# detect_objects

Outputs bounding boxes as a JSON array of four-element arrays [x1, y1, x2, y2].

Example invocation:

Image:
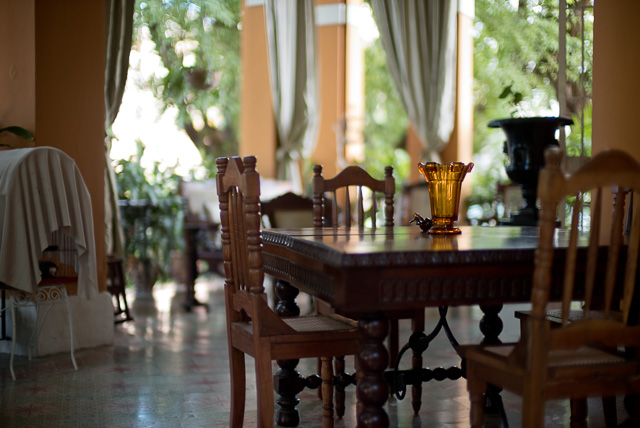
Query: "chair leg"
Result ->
[[468, 382, 485, 428], [602, 396, 617, 428], [229, 347, 246, 428], [321, 356, 334, 428], [254, 351, 275, 427], [631, 394, 640, 428], [569, 398, 588, 428], [62, 288, 78, 371], [334, 356, 346, 418], [522, 388, 545, 428], [411, 310, 425, 414], [317, 357, 323, 400], [9, 295, 17, 381]]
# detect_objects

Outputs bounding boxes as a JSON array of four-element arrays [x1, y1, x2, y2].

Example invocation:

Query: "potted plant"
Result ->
[[0, 126, 35, 149], [114, 141, 184, 297], [488, 84, 573, 226]]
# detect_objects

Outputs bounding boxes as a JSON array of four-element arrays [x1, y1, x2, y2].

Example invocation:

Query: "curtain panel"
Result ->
[[264, 0, 319, 192], [371, 0, 457, 163], [104, 0, 135, 257]]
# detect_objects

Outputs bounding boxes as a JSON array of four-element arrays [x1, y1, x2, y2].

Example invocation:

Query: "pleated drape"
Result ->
[[264, 0, 320, 192], [371, 0, 457, 162], [104, 0, 135, 257]]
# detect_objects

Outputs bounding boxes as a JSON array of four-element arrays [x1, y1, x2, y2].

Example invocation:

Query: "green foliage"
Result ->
[[134, 0, 241, 163], [114, 141, 184, 280], [0, 126, 34, 141], [363, 37, 410, 190], [471, 0, 593, 207]]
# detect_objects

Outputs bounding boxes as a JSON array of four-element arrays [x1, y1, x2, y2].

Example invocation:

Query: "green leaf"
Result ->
[[498, 84, 513, 99], [0, 126, 35, 141]]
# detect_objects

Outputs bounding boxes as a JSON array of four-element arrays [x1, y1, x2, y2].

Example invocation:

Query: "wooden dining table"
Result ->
[[261, 224, 597, 428]]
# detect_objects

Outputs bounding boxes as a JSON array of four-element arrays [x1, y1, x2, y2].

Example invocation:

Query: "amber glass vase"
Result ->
[[418, 161, 474, 235]]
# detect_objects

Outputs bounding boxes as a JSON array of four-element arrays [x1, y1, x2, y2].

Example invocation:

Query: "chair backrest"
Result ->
[[216, 156, 294, 333], [399, 181, 430, 226], [261, 192, 314, 229], [311, 165, 395, 228], [179, 179, 220, 224], [523, 147, 640, 363]]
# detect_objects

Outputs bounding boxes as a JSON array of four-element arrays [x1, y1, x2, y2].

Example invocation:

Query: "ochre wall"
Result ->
[[239, 1, 278, 179], [592, 1, 640, 158], [0, 1, 106, 292], [34, 0, 106, 292], [591, 1, 640, 239], [239, 0, 361, 186], [0, 0, 36, 134]]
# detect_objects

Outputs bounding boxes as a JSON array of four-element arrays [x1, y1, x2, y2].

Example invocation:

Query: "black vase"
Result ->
[[488, 116, 573, 226]]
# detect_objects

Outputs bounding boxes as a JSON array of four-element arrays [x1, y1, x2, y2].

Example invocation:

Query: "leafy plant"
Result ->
[[363, 36, 410, 192], [133, 0, 241, 165], [114, 140, 184, 280], [0, 126, 35, 141], [470, 0, 593, 208]]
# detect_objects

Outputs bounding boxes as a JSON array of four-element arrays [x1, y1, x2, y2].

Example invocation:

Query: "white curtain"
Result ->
[[104, 0, 135, 257], [371, 0, 457, 163], [264, 0, 319, 192]]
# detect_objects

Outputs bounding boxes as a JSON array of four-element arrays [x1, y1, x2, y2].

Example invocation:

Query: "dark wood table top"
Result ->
[[262, 225, 585, 312]]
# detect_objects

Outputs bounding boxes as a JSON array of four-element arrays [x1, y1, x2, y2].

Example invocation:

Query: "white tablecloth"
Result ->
[[0, 147, 98, 298]]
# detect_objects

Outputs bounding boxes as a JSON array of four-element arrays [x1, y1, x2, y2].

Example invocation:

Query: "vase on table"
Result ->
[[417, 161, 474, 235]]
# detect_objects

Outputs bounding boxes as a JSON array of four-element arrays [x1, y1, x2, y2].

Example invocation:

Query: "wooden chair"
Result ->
[[6, 231, 79, 381], [179, 179, 223, 312], [216, 156, 361, 428], [260, 192, 314, 309], [461, 147, 640, 428], [106, 256, 134, 324], [399, 180, 430, 226], [312, 164, 427, 414], [261, 191, 314, 229]]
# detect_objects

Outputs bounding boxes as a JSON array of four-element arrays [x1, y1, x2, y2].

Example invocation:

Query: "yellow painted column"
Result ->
[[239, 0, 364, 185], [239, 0, 277, 179], [592, 1, 640, 158], [34, 0, 107, 291], [313, 0, 345, 179], [441, 4, 474, 223], [592, 0, 640, 238]]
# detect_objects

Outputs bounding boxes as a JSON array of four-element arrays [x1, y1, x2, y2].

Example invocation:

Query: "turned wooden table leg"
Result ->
[[479, 304, 504, 414], [411, 313, 424, 415], [357, 311, 390, 428]]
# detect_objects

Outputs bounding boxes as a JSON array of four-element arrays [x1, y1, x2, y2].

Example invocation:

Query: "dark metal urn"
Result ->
[[488, 116, 573, 226]]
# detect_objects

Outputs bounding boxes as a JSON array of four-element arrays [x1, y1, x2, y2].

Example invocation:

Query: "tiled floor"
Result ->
[[0, 275, 628, 427]]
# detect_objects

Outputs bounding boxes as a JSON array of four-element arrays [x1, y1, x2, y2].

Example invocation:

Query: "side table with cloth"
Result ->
[[0, 147, 99, 379]]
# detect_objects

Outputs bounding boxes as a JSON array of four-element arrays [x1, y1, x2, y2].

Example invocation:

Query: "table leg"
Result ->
[[357, 311, 390, 428], [479, 304, 505, 415], [478, 304, 504, 345]]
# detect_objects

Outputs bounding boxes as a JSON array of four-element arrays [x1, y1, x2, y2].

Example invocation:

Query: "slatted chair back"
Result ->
[[512, 147, 640, 426], [312, 164, 395, 228], [261, 191, 314, 229], [530, 148, 640, 334], [464, 147, 640, 428], [216, 156, 286, 328]]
